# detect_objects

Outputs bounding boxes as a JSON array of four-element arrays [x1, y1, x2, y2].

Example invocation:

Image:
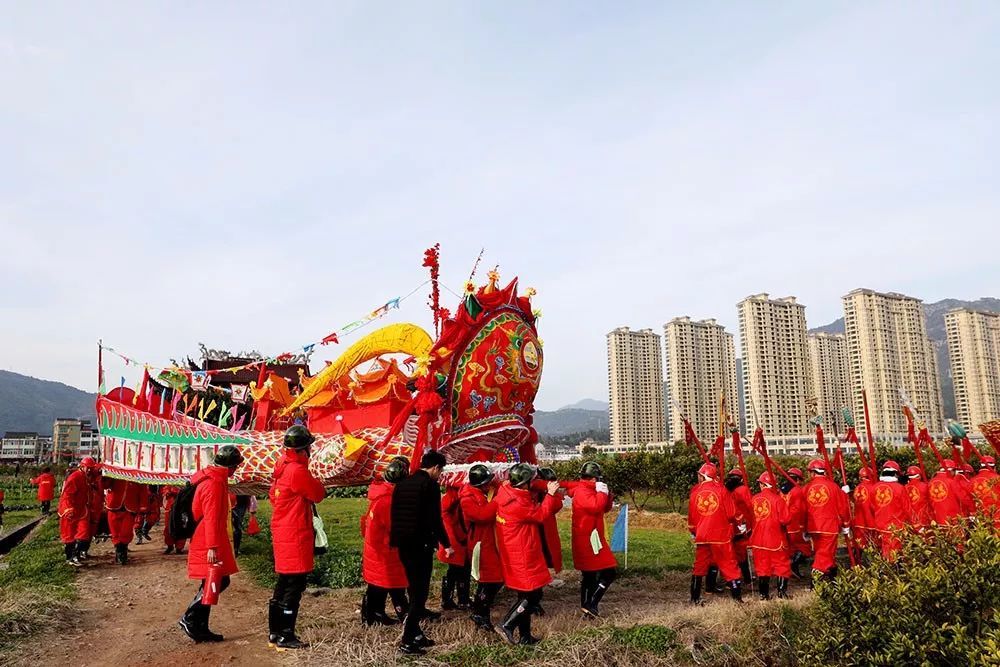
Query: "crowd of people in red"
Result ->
[[686, 455, 998, 604]]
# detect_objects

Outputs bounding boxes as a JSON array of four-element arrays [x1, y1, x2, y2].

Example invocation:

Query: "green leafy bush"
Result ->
[[798, 521, 1000, 666], [608, 624, 677, 654]]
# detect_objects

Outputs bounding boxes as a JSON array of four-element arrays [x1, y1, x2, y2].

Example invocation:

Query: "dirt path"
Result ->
[[23, 526, 283, 667]]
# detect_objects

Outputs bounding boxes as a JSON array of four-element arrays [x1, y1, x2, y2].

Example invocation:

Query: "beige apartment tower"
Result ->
[[946, 309, 1000, 434], [664, 317, 739, 442], [607, 327, 666, 448], [808, 333, 851, 426], [842, 289, 944, 437], [737, 294, 813, 437]]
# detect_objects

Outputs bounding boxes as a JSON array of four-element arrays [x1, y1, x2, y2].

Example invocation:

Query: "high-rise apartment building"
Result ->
[[737, 294, 812, 438], [807, 333, 851, 426], [842, 289, 944, 437], [946, 309, 1000, 433], [664, 317, 738, 443], [607, 327, 666, 448]]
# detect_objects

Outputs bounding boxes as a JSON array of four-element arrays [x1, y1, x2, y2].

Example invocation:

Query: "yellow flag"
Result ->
[[344, 434, 368, 460]]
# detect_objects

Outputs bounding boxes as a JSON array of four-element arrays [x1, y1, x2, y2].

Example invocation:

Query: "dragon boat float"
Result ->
[[96, 248, 544, 491]]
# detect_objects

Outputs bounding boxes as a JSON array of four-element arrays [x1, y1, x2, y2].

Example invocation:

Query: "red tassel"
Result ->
[[247, 514, 261, 536]]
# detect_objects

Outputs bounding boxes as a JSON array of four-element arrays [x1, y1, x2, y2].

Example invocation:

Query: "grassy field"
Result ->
[[1, 474, 48, 535]]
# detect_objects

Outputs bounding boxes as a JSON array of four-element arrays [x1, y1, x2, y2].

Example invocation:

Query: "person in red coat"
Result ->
[[928, 460, 968, 526], [361, 457, 410, 626], [779, 467, 811, 578], [688, 462, 742, 604], [905, 466, 931, 528], [529, 468, 565, 575], [724, 468, 754, 585], [749, 471, 791, 600], [851, 467, 876, 549], [79, 467, 105, 561], [58, 458, 97, 566], [438, 478, 470, 610], [178, 445, 244, 644], [955, 464, 977, 518], [460, 464, 503, 632], [971, 456, 998, 527], [267, 425, 327, 650], [105, 479, 144, 564], [870, 461, 912, 561], [494, 463, 562, 645], [30, 467, 57, 514], [162, 485, 187, 555], [803, 459, 850, 581], [569, 461, 617, 618]]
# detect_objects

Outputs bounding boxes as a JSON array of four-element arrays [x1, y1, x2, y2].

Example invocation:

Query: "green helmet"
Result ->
[[383, 456, 409, 484], [468, 464, 494, 487], [537, 467, 557, 481], [284, 424, 316, 450], [509, 463, 535, 488], [580, 461, 603, 480], [214, 445, 245, 468]]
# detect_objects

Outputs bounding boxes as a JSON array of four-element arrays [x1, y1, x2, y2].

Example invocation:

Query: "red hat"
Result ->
[[941, 459, 956, 471], [859, 467, 873, 480], [981, 456, 995, 466], [728, 468, 745, 479], [80, 456, 98, 469], [807, 459, 827, 474], [698, 463, 718, 479], [960, 463, 973, 475], [787, 467, 804, 480], [757, 471, 775, 486], [906, 465, 922, 477], [881, 460, 901, 473]]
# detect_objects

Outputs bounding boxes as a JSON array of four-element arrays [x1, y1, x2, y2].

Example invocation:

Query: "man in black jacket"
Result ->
[[390, 450, 452, 655]]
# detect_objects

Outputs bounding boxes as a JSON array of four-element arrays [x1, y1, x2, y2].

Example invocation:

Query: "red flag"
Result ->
[[321, 332, 340, 346]]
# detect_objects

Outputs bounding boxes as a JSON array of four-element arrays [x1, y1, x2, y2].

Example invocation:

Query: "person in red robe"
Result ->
[[749, 471, 791, 600], [58, 458, 97, 566], [267, 425, 327, 650], [955, 464, 977, 518], [851, 467, 876, 549], [724, 468, 754, 585], [870, 461, 912, 560], [780, 467, 812, 578], [30, 467, 57, 514], [79, 466, 105, 561], [438, 479, 470, 610], [162, 485, 187, 554], [928, 460, 968, 526], [460, 464, 503, 632], [803, 459, 850, 581], [971, 456, 998, 527], [569, 461, 617, 618], [688, 463, 742, 604], [494, 463, 562, 645], [905, 466, 931, 528], [178, 445, 244, 643], [105, 479, 144, 564], [361, 457, 410, 627]]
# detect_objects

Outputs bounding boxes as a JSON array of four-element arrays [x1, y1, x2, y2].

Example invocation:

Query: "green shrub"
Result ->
[[608, 624, 677, 654], [798, 521, 1000, 666]]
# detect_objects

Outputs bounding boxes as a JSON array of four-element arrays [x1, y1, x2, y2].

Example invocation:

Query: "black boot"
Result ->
[[77, 540, 91, 561], [268, 600, 282, 645], [456, 576, 471, 610], [777, 577, 791, 599], [496, 599, 528, 644], [827, 565, 839, 581], [705, 566, 719, 593], [518, 608, 539, 645], [199, 605, 224, 642], [441, 573, 457, 611], [179, 592, 207, 643], [390, 590, 409, 623], [580, 578, 593, 614], [114, 543, 128, 565], [585, 576, 612, 617], [690, 576, 704, 605], [758, 577, 771, 601], [729, 579, 744, 603], [740, 560, 752, 585], [273, 603, 308, 650], [790, 552, 804, 579]]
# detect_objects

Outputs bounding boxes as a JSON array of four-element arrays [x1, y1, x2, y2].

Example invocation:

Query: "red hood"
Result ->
[[274, 448, 310, 481], [368, 479, 393, 501], [191, 465, 230, 485]]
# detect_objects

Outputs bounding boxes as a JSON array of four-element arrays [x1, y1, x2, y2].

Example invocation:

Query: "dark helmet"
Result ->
[[284, 424, 316, 450], [383, 456, 409, 484], [508, 463, 535, 488], [214, 445, 245, 468], [468, 464, 494, 488], [537, 467, 558, 481], [580, 461, 603, 480]]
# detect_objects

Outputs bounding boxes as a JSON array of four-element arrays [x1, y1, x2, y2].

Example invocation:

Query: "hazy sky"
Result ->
[[2, 3, 999, 411]]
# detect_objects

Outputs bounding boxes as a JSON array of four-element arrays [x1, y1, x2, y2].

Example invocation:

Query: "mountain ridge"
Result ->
[[0, 369, 97, 435]]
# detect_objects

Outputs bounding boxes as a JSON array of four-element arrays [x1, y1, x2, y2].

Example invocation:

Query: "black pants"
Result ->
[[41, 500, 51, 514], [365, 585, 409, 617], [581, 567, 617, 606], [473, 582, 502, 618], [231, 504, 249, 555], [397, 543, 434, 643], [271, 573, 308, 610]]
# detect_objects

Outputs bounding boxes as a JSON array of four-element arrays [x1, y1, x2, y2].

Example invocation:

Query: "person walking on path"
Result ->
[[31, 467, 56, 515], [390, 450, 452, 655], [267, 425, 327, 650], [178, 445, 244, 643]]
